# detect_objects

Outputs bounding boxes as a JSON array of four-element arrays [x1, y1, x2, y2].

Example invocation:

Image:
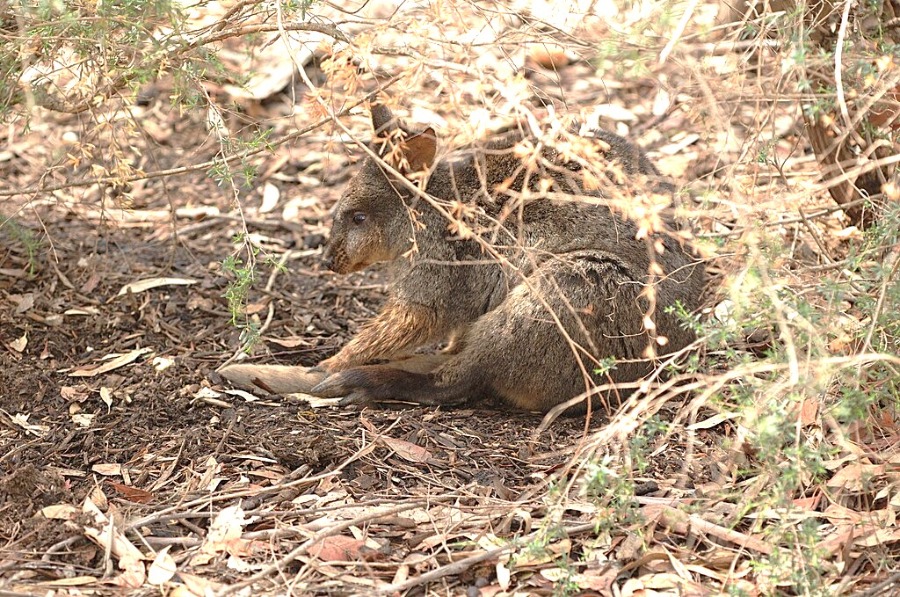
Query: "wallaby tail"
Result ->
[[218, 364, 327, 395]]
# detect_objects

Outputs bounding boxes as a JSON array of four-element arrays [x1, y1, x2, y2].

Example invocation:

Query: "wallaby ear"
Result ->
[[402, 127, 437, 173], [371, 103, 398, 137]]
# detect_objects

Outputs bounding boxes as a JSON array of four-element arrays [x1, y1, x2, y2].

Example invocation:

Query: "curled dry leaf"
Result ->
[[381, 436, 433, 463], [308, 535, 367, 562], [41, 503, 80, 520], [91, 463, 122, 476], [116, 277, 198, 297], [69, 347, 152, 377], [148, 546, 177, 585], [192, 505, 260, 566], [81, 497, 146, 587], [260, 182, 280, 213], [10, 333, 27, 352]]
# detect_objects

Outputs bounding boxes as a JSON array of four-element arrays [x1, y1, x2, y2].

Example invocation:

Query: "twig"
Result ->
[[376, 545, 516, 594], [214, 499, 456, 596], [186, 21, 350, 49], [1, 78, 403, 199], [217, 248, 293, 369], [850, 570, 900, 597], [659, 0, 699, 65], [860, 243, 900, 356], [374, 521, 598, 594], [834, 0, 854, 132], [125, 424, 387, 532]]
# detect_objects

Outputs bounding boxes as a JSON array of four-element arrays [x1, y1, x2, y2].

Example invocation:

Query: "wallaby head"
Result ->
[[323, 105, 437, 274]]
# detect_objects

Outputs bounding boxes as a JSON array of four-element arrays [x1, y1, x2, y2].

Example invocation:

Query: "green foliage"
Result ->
[[628, 415, 669, 474], [222, 235, 261, 348], [752, 520, 831, 595], [581, 456, 639, 532], [0, 215, 43, 275], [592, 356, 617, 378]]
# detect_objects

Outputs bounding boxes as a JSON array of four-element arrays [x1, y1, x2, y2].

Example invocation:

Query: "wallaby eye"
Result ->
[[352, 212, 367, 225]]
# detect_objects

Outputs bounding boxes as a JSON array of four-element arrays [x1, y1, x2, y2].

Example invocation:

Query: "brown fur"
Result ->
[[224, 103, 705, 414]]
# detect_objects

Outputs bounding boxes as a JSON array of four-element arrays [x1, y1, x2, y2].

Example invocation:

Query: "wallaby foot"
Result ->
[[310, 365, 474, 408]]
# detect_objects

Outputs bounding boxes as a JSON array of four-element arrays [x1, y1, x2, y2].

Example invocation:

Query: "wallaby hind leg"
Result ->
[[221, 353, 449, 396], [312, 251, 670, 413]]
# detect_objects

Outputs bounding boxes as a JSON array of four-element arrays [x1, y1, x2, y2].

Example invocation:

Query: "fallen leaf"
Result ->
[[687, 412, 739, 430], [44, 576, 100, 586], [100, 387, 113, 410], [153, 356, 174, 371], [80, 272, 101, 293], [82, 496, 146, 586], [71, 413, 95, 427], [179, 572, 224, 595], [308, 535, 366, 562], [148, 546, 177, 585], [69, 347, 152, 377], [107, 481, 154, 504], [572, 567, 618, 592], [226, 554, 255, 572], [827, 463, 887, 491], [266, 336, 311, 348], [192, 505, 257, 565], [798, 397, 819, 426], [260, 182, 280, 213], [222, 389, 260, 402], [64, 307, 101, 316], [61, 386, 89, 401], [10, 333, 27, 352], [14, 292, 34, 313], [116, 277, 197, 297], [112, 552, 146, 588], [9, 413, 48, 436], [41, 504, 80, 520], [381, 436, 432, 463], [496, 560, 511, 590], [92, 463, 122, 476]]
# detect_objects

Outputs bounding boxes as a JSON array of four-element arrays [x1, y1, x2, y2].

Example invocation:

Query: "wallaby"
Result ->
[[220, 103, 705, 413]]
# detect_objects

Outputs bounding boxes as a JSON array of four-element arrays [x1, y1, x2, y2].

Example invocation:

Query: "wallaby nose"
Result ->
[[322, 245, 335, 271]]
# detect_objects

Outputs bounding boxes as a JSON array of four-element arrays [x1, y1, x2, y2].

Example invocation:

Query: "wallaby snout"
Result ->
[[321, 241, 336, 272], [322, 253, 336, 272]]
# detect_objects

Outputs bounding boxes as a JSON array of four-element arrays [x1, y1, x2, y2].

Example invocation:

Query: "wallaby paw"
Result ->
[[309, 370, 364, 398], [310, 371, 381, 407]]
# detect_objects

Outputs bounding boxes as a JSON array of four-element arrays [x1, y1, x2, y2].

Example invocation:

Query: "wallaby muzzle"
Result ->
[[322, 242, 337, 272]]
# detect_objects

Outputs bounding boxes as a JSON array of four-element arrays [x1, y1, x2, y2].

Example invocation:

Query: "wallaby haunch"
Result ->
[[223, 103, 705, 414]]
